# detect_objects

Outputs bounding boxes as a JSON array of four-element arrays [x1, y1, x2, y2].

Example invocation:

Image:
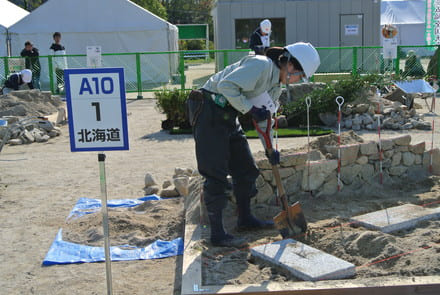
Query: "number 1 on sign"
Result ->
[[91, 102, 101, 121]]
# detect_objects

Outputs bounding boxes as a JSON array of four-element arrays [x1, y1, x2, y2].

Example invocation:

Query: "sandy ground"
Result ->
[[1, 95, 440, 294]]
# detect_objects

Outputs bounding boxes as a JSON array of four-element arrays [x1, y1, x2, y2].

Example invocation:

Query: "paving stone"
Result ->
[[350, 204, 440, 233], [251, 239, 356, 281]]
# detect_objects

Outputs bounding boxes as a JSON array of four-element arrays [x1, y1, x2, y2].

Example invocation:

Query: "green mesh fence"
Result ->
[[2, 46, 440, 96]]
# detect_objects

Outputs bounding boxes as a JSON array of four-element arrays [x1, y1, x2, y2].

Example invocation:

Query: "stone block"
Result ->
[[381, 139, 394, 151], [301, 160, 338, 191], [254, 182, 274, 204], [360, 164, 375, 180], [384, 150, 394, 158], [360, 141, 378, 155], [409, 142, 426, 154], [279, 167, 295, 179], [392, 152, 402, 166], [389, 166, 408, 176], [350, 204, 440, 233], [392, 135, 411, 146], [256, 158, 272, 169], [261, 170, 273, 182], [395, 146, 409, 152], [325, 144, 359, 166], [280, 152, 308, 168], [251, 239, 356, 281], [356, 156, 368, 165], [317, 177, 339, 197], [283, 172, 302, 195], [174, 177, 190, 196], [402, 152, 415, 166], [341, 164, 362, 185]]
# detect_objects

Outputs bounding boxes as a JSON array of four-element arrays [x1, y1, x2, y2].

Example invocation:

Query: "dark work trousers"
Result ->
[[193, 92, 260, 215]]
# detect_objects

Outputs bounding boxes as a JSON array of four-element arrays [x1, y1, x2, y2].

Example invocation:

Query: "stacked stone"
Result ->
[[0, 116, 61, 146], [143, 167, 200, 198], [341, 102, 431, 131], [254, 135, 437, 204]]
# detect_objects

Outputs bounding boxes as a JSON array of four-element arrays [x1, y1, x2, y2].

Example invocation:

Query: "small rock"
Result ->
[[402, 122, 413, 130], [354, 104, 369, 114], [36, 134, 50, 143], [365, 124, 374, 130], [384, 150, 394, 158], [162, 180, 172, 189], [174, 177, 189, 196], [174, 167, 187, 177], [160, 187, 180, 198], [317, 177, 339, 197], [344, 119, 353, 129], [23, 130, 35, 143], [360, 164, 375, 180], [144, 173, 157, 187], [261, 170, 273, 182], [415, 121, 431, 130], [254, 182, 274, 204], [381, 139, 394, 150], [144, 186, 159, 195], [342, 105, 353, 115], [352, 124, 361, 131], [362, 114, 374, 125], [402, 152, 415, 166], [352, 114, 362, 125], [415, 154, 422, 165]]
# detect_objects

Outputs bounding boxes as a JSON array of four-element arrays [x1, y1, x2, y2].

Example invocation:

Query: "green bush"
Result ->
[[282, 75, 371, 126], [155, 89, 192, 130]]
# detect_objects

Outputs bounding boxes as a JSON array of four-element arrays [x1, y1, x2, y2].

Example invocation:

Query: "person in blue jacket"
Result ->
[[187, 42, 320, 247]]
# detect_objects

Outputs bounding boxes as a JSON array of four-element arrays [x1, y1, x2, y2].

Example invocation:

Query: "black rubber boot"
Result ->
[[237, 196, 274, 231], [208, 209, 247, 248]]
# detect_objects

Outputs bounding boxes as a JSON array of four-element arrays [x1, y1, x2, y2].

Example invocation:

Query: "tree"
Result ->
[[161, 0, 213, 24], [132, 0, 168, 20]]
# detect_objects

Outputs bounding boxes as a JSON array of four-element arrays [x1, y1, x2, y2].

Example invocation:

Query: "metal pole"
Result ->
[[98, 153, 113, 295], [306, 96, 312, 194], [352, 47, 358, 76], [136, 53, 143, 99], [336, 96, 344, 192]]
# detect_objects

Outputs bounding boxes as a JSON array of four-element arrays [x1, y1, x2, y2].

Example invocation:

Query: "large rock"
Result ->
[[344, 119, 353, 129], [325, 144, 359, 166], [144, 173, 157, 188], [392, 135, 411, 146], [279, 167, 295, 179], [261, 170, 273, 182], [301, 160, 337, 191], [409, 142, 425, 154], [354, 104, 369, 114], [389, 166, 408, 176], [23, 129, 35, 143], [415, 154, 422, 165], [319, 112, 338, 127], [256, 158, 272, 169], [356, 156, 368, 165], [362, 114, 374, 125], [360, 164, 375, 180], [160, 187, 180, 198], [391, 152, 402, 166], [174, 177, 189, 196], [317, 176, 339, 197], [381, 139, 394, 151], [359, 141, 378, 155], [280, 152, 308, 168], [283, 172, 302, 195], [352, 114, 362, 126], [402, 152, 415, 166], [341, 164, 362, 185]]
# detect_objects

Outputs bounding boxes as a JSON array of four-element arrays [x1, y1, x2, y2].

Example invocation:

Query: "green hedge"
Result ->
[[155, 89, 191, 130]]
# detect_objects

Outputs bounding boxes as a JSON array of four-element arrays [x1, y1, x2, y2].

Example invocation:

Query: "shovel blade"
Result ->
[[273, 202, 307, 238]]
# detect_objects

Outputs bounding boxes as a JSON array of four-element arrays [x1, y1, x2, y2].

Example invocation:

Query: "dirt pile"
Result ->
[[63, 197, 184, 247], [309, 130, 364, 153], [0, 90, 62, 117]]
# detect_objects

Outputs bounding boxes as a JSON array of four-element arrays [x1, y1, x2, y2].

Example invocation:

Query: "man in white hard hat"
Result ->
[[249, 19, 272, 55], [1, 69, 34, 95], [186, 42, 320, 247]]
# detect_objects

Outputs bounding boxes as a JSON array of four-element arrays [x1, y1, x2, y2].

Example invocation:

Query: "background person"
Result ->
[[187, 42, 320, 247], [249, 19, 272, 55], [1, 69, 33, 95], [50, 32, 67, 94], [20, 41, 41, 89]]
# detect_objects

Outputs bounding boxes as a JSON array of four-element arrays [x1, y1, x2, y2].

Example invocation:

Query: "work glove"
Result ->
[[250, 106, 270, 123], [266, 149, 280, 166]]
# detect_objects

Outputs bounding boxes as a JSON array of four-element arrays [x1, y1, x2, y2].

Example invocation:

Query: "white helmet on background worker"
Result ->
[[20, 69, 32, 83], [260, 19, 271, 34], [284, 42, 320, 78]]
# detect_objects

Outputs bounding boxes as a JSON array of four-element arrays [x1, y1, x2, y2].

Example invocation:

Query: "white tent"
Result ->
[[0, 0, 29, 57], [381, 0, 426, 46], [8, 0, 179, 85]]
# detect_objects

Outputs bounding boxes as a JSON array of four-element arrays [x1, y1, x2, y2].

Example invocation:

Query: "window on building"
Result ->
[[235, 18, 286, 49]]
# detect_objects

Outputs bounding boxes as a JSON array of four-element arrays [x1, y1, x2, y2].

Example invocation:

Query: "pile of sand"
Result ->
[[63, 198, 184, 247], [0, 90, 62, 118], [309, 130, 364, 152]]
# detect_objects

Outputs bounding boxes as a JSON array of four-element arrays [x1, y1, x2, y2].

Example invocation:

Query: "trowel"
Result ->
[[253, 117, 308, 239]]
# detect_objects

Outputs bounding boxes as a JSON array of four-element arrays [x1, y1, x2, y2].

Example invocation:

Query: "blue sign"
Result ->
[[64, 68, 129, 152]]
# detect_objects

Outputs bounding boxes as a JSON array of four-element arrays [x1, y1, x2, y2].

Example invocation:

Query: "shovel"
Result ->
[[252, 117, 308, 239]]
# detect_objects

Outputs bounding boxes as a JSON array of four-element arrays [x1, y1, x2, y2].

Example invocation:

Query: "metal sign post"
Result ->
[[336, 96, 345, 192], [64, 67, 129, 295]]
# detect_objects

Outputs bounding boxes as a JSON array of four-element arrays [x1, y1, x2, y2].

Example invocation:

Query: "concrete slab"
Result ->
[[351, 204, 440, 233], [250, 239, 356, 282]]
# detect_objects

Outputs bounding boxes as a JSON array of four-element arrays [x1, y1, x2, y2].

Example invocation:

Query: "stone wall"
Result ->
[[254, 135, 439, 204]]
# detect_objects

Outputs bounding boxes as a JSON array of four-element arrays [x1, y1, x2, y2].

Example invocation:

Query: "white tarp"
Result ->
[[0, 0, 29, 57], [8, 0, 179, 85], [381, 0, 426, 46]]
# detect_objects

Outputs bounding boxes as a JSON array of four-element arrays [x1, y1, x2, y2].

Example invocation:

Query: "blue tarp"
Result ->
[[394, 80, 436, 94], [43, 196, 184, 266]]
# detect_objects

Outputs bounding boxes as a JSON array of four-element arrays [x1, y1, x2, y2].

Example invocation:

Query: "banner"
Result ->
[[426, 0, 440, 45]]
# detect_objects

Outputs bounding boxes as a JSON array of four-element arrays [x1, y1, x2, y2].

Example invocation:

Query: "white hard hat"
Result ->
[[284, 42, 320, 78], [260, 19, 271, 34], [20, 69, 32, 83]]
